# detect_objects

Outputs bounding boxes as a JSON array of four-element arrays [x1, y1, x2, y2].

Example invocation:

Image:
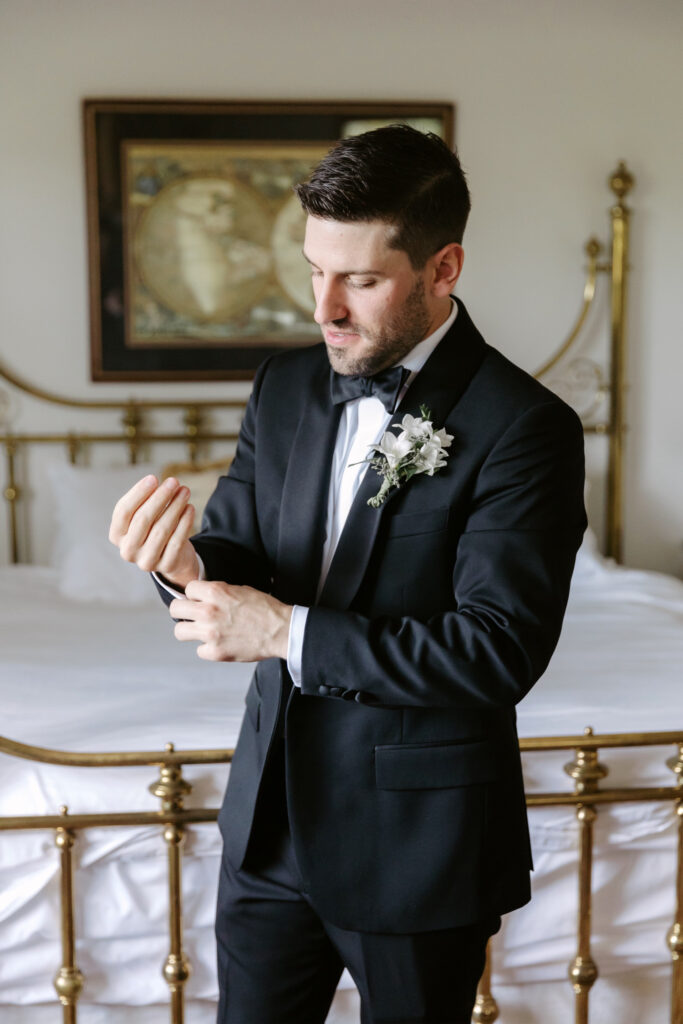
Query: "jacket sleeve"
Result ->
[[189, 358, 272, 592], [300, 399, 587, 710]]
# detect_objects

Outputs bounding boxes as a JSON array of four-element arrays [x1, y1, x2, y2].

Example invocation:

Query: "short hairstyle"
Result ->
[[295, 124, 471, 268]]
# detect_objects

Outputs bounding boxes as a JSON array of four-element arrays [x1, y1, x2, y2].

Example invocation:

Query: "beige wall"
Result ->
[[1, 0, 681, 572]]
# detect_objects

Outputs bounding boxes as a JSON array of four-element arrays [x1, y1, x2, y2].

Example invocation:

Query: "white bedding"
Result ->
[[0, 542, 681, 1015]]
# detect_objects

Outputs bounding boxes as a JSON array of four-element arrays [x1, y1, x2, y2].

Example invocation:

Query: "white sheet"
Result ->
[[0, 546, 681, 1010]]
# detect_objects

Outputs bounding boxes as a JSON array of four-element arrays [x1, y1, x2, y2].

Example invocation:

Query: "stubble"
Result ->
[[324, 277, 431, 377]]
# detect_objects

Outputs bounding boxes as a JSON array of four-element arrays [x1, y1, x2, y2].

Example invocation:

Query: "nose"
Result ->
[[313, 278, 348, 326]]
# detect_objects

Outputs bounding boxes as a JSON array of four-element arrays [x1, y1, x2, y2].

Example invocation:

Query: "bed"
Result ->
[[1, 162, 681, 1024]]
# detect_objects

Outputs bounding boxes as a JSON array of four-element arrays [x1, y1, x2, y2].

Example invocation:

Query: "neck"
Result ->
[[424, 296, 454, 340]]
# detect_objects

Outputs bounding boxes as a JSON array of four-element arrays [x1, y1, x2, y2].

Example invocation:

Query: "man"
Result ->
[[110, 125, 587, 1024]]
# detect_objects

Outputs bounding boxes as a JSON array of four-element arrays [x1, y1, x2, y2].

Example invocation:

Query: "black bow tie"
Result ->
[[330, 365, 410, 414]]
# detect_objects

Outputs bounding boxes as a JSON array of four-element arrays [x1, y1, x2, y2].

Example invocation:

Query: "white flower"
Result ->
[[395, 413, 433, 441], [414, 438, 448, 475], [362, 405, 453, 507], [371, 430, 413, 469]]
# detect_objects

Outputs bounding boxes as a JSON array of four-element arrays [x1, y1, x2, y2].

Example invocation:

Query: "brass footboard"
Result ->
[[0, 727, 681, 1023]]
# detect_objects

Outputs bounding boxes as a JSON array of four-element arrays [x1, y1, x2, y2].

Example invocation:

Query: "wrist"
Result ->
[[271, 600, 293, 660], [160, 546, 201, 590]]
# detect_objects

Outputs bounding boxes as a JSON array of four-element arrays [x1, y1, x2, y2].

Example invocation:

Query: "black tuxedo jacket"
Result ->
[[184, 300, 586, 933]]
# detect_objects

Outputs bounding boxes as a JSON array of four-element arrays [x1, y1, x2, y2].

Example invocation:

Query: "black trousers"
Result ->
[[215, 764, 500, 1024]]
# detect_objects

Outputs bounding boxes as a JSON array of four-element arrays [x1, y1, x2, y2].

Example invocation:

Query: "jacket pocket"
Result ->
[[375, 739, 496, 790], [244, 679, 261, 731], [386, 506, 449, 538]]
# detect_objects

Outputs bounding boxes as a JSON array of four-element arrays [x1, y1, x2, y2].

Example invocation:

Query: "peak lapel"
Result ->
[[317, 300, 488, 611], [276, 362, 343, 607]]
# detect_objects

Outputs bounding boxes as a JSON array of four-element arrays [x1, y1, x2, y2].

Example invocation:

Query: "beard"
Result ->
[[324, 277, 432, 377]]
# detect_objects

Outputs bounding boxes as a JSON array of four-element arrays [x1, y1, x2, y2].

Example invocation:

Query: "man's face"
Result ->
[[303, 216, 441, 376]]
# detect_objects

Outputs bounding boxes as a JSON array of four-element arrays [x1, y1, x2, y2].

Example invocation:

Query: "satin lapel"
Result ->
[[317, 300, 487, 611], [276, 361, 343, 607]]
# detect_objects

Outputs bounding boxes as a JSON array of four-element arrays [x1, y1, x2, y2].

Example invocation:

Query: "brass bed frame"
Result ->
[[1, 163, 681, 1024]]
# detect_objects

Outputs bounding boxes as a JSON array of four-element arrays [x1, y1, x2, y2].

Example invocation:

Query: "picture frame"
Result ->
[[84, 99, 454, 381]]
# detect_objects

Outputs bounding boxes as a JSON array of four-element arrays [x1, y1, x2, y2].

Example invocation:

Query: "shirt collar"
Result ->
[[396, 298, 458, 378]]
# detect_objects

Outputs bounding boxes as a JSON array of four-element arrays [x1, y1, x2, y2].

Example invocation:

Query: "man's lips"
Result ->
[[323, 327, 361, 347]]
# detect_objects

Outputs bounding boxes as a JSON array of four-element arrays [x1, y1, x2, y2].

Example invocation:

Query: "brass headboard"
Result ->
[[0, 161, 633, 564]]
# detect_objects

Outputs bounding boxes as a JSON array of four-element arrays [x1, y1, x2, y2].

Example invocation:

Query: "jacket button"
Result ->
[[318, 685, 330, 696], [354, 691, 366, 703], [329, 686, 343, 697]]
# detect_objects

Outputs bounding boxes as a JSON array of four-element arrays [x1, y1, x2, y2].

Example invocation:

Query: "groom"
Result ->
[[110, 125, 587, 1023]]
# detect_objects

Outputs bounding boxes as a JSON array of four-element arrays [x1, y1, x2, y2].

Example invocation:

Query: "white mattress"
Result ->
[[0, 542, 681, 1013]]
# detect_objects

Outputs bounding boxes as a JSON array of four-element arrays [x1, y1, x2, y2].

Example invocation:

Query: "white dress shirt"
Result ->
[[287, 300, 457, 685]]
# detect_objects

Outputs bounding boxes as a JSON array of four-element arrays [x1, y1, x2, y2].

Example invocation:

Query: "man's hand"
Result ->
[[169, 581, 292, 662], [109, 475, 199, 589]]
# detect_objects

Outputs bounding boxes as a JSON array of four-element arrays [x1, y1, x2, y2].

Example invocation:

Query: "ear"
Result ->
[[427, 243, 465, 298]]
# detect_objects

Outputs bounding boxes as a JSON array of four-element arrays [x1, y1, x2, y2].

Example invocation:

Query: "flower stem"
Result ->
[[368, 476, 394, 508]]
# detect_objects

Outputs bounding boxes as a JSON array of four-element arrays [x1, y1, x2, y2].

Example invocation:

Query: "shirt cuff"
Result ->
[[152, 552, 205, 598], [287, 604, 309, 687]]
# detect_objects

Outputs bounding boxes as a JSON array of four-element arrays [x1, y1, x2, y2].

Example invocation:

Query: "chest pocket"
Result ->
[[386, 506, 450, 539]]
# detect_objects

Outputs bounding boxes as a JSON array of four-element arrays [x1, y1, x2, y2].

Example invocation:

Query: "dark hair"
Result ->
[[295, 123, 470, 268]]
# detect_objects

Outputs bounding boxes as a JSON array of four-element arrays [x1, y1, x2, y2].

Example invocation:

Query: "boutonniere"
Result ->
[[363, 405, 454, 508]]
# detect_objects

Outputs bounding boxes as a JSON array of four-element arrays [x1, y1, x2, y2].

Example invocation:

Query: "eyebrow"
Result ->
[[301, 250, 386, 277]]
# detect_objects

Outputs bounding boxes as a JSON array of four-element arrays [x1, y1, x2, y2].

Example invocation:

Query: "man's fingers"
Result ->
[[109, 475, 158, 543], [169, 595, 201, 620], [137, 487, 191, 568], [117, 478, 185, 563], [156, 504, 196, 574], [186, 578, 239, 599]]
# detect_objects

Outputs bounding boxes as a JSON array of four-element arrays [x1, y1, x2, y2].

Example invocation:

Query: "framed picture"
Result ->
[[84, 100, 454, 381]]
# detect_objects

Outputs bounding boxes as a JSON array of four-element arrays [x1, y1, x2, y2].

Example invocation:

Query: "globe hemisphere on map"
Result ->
[[133, 175, 273, 324]]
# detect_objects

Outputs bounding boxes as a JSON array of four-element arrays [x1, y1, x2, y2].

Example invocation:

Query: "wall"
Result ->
[[1, 0, 681, 571]]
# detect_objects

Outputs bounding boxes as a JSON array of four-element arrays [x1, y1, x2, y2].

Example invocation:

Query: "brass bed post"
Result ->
[[605, 161, 634, 563], [53, 806, 84, 1022], [3, 435, 20, 564], [667, 743, 683, 1023], [122, 403, 143, 464], [150, 744, 193, 1024], [184, 405, 202, 467], [564, 728, 608, 1024]]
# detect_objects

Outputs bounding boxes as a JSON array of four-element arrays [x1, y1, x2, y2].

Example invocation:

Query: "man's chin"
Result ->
[[326, 345, 362, 376], [325, 343, 385, 378]]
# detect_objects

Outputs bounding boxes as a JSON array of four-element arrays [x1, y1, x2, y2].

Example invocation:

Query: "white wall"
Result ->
[[1, 0, 681, 572]]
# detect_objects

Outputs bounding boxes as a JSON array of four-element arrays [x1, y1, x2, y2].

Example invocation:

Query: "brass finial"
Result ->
[[472, 993, 499, 1022], [122, 403, 142, 437], [54, 965, 85, 1006], [585, 237, 602, 260], [149, 759, 192, 813], [163, 952, 191, 987], [666, 742, 683, 782], [609, 161, 634, 201], [183, 406, 201, 438], [569, 953, 598, 993], [564, 728, 608, 795]]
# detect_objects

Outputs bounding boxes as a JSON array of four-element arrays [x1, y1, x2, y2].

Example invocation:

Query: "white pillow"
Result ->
[[47, 461, 161, 605]]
